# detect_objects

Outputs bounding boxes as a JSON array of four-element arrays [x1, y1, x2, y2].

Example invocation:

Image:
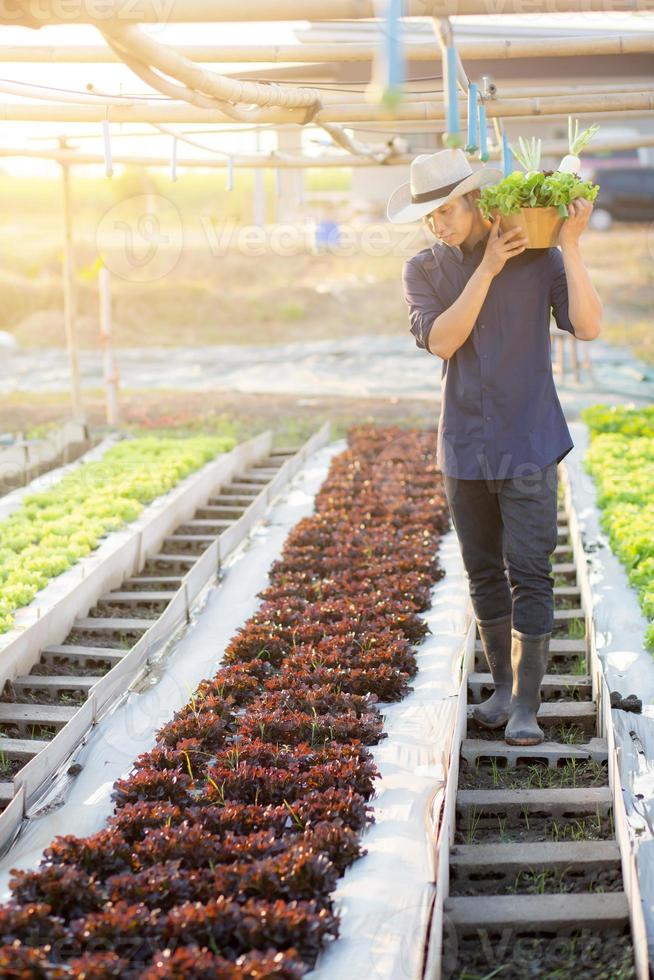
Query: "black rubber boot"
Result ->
[[471, 612, 513, 729], [504, 627, 551, 746]]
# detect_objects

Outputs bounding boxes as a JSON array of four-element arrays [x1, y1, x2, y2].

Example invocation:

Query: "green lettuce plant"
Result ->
[[582, 404, 654, 654], [0, 434, 235, 635], [477, 169, 600, 219]]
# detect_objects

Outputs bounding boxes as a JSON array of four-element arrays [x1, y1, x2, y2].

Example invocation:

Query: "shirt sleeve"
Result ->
[[402, 256, 448, 355], [549, 246, 576, 336]]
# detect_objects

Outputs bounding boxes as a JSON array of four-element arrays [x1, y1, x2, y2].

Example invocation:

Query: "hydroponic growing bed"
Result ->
[[580, 404, 654, 652], [0, 434, 236, 635], [0, 424, 451, 976], [0, 427, 326, 849]]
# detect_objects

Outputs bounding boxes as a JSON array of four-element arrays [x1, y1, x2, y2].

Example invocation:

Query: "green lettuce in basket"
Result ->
[[477, 169, 600, 220], [477, 118, 601, 220]]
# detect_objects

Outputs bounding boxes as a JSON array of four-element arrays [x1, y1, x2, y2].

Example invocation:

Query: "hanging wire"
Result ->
[[1, 70, 447, 105], [151, 121, 236, 157], [230, 75, 445, 92], [0, 74, 170, 102]]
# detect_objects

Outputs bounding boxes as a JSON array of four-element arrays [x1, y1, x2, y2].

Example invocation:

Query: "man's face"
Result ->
[[427, 195, 475, 245]]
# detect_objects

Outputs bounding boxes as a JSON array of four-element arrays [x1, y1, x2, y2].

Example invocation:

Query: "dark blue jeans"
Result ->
[[443, 461, 559, 635]]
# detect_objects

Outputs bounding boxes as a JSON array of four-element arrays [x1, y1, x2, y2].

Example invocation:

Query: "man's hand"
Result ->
[[559, 197, 593, 248], [479, 214, 529, 278]]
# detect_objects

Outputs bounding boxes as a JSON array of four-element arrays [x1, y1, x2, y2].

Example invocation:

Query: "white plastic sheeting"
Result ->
[[563, 420, 654, 964], [0, 437, 347, 900], [307, 529, 470, 980]]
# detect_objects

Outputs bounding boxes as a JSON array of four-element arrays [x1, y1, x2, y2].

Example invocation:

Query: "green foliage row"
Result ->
[[582, 403, 654, 652], [0, 434, 235, 635], [580, 403, 654, 439]]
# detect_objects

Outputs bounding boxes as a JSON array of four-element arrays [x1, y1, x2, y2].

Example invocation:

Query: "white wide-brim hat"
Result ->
[[386, 148, 503, 224]]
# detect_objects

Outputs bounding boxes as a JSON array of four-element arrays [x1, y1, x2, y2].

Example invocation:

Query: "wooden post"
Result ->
[[275, 127, 304, 222], [99, 264, 120, 427], [59, 148, 84, 423], [253, 170, 265, 225], [253, 128, 265, 226]]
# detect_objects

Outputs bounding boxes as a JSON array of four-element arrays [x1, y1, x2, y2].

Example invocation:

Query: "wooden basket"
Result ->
[[491, 206, 564, 247]]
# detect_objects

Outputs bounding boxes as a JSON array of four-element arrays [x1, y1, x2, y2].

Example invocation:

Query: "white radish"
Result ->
[[558, 155, 580, 174], [557, 118, 600, 174]]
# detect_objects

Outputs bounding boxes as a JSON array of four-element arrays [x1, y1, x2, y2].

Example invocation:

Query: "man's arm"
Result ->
[[559, 244, 603, 341], [558, 198, 603, 341], [403, 256, 494, 360], [426, 266, 495, 359], [402, 256, 447, 355]]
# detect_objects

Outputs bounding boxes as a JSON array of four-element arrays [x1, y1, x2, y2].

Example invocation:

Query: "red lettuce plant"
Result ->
[[0, 425, 448, 975]]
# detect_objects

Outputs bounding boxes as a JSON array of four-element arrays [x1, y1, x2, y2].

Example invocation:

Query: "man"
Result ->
[[387, 148, 602, 745]]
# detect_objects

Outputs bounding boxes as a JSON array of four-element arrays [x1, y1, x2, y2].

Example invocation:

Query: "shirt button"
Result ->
[[480, 324, 486, 329], [486, 416, 492, 421]]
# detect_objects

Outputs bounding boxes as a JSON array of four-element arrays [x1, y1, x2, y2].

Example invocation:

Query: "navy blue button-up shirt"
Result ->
[[402, 231, 576, 480]]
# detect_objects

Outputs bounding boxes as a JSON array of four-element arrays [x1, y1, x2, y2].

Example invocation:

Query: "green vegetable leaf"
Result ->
[[478, 170, 600, 219]]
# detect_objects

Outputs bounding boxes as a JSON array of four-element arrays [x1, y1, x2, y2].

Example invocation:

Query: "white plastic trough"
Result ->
[[422, 615, 475, 980], [0, 422, 330, 831], [561, 420, 652, 976]]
